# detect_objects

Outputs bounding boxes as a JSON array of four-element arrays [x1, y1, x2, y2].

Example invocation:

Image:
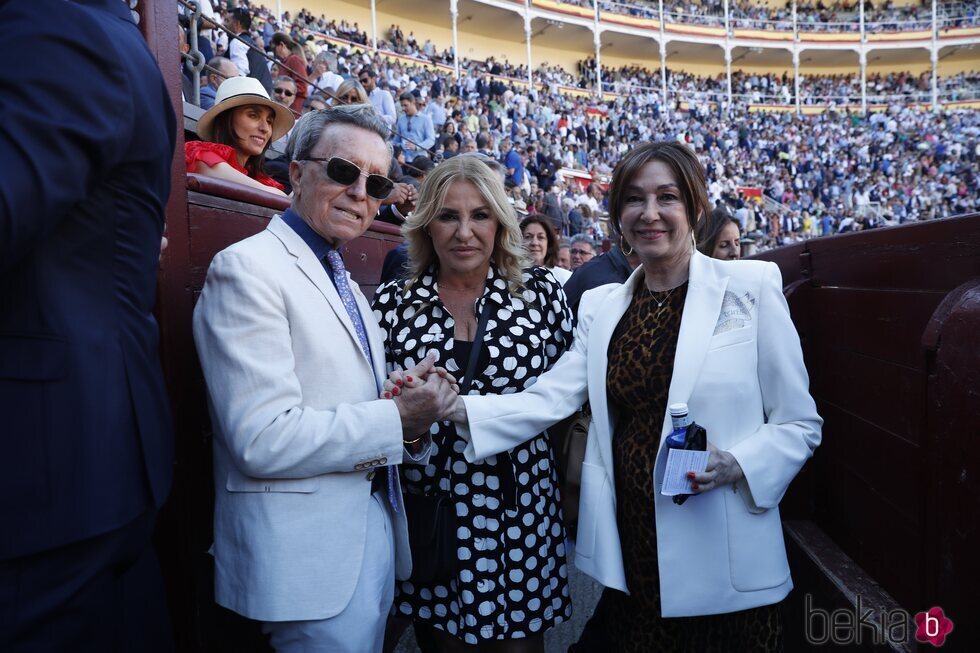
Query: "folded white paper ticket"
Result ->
[[660, 448, 710, 496]]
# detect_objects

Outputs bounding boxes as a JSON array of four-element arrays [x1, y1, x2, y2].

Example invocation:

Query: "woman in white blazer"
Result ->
[[394, 142, 823, 651]]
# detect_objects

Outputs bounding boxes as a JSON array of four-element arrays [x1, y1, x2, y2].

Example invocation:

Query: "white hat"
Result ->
[[195, 76, 294, 143]]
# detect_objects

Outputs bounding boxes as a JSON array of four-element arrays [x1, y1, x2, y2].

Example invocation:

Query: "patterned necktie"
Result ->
[[324, 249, 399, 513]]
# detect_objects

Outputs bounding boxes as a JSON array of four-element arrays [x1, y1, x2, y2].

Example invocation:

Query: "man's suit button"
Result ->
[[367, 470, 376, 481], [354, 463, 364, 470], [379, 457, 388, 465]]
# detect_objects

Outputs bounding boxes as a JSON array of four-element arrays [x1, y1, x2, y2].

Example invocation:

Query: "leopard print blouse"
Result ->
[[599, 280, 782, 653]]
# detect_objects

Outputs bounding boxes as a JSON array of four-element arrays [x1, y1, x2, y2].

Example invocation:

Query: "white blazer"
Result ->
[[460, 251, 822, 617], [193, 216, 423, 623]]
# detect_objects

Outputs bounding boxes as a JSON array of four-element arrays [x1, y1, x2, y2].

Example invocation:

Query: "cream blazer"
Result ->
[[460, 250, 822, 617], [193, 216, 423, 622]]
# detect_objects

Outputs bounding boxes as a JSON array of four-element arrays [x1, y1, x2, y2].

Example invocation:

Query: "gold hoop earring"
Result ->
[[691, 231, 697, 249], [619, 234, 634, 257]]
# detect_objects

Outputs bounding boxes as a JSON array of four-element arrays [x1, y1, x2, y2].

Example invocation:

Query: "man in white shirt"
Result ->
[[311, 54, 344, 94], [222, 7, 271, 93]]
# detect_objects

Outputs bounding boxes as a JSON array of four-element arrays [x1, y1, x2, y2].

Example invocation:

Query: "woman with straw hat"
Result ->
[[186, 76, 294, 196]]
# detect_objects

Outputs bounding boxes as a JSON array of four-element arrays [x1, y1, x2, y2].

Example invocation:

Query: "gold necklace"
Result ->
[[647, 285, 678, 309]]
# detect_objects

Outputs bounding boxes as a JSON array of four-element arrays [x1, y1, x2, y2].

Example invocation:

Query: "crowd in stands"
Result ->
[[559, 0, 979, 32], [580, 58, 980, 106], [182, 3, 979, 255]]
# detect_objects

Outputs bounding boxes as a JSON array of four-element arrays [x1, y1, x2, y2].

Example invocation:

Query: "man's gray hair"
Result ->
[[569, 233, 596, 251], [287, 104, 392, 163]]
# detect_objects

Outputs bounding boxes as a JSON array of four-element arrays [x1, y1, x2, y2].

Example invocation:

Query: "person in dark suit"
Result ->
[[0, 1, 176, 650], [563, 246, 638, 318], [224, 7, 273, 93]]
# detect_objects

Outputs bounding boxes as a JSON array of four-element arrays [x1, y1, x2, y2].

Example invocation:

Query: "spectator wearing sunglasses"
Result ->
[[303, 93, 330, 115], [333, 78, 369, 106], [271, 76, 298, 110], [393, 92, 435, 164], [193, 104, 456, 651], [358, 67, 397, 126], [186, 77, 293, 196]]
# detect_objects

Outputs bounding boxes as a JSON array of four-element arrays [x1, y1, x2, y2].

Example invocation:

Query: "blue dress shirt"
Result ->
[[280, 208, 374, 365], [393, 112, 435, 162]]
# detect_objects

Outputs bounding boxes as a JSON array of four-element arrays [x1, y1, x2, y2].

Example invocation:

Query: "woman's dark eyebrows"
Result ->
[[624, 182, 679, 192]]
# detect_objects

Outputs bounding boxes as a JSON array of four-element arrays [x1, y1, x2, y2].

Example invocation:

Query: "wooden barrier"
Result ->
[[755, 214, 980, 650]]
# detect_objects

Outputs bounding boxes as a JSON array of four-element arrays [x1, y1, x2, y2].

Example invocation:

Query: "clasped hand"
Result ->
[[382, 353, 460, 437], [687, 442, 744, 493]]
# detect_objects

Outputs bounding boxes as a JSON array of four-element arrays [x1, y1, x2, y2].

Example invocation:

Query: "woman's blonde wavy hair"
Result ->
[[403, 156, 527, 295]]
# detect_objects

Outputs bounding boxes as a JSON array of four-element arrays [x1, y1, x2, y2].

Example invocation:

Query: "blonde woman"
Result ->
[[333, 78, 370, 106], [372, 156, 573, 652]]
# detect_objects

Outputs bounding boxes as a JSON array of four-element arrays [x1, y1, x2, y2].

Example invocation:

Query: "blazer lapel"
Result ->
[[267, 217, 374, 372], [664, 252, 728, 442], [587, 266, 644, 483]]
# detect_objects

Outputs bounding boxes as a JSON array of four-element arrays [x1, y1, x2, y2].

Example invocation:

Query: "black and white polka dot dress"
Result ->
[[372, 264, 574, 644]]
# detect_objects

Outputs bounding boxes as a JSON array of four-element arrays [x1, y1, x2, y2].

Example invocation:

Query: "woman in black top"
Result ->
[[372, 156, 573, 652]]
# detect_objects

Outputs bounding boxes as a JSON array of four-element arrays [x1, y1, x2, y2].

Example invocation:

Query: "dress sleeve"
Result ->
[[185, 140, 235, 171], [185, 141, 285, 192], [526, 267, 574, 360], [371, 279, 402, 371]]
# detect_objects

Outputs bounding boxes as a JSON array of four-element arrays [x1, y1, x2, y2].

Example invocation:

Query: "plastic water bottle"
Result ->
[[666, 403, 691, 449]]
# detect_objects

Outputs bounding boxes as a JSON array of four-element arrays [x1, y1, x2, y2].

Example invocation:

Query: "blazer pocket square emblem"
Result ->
[[714, 291, 756, 335]]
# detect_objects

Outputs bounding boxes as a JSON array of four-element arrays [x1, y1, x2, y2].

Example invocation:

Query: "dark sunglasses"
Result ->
[[273, 87, 295, 97], [339, 95, 360, 104], [358, 78, 370, 85], [302, 157, 394, 200]]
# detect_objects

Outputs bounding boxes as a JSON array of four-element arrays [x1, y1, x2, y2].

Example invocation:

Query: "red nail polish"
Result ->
[[395, 379, 403, 387], [692, 483, 700, 491], [406, 376, 413, 383], [686, 472, 696, 479], [383, 392, 391, 399], [392, 386, 400, 395]]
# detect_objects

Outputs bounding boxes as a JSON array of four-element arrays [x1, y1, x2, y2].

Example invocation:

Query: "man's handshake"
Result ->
[[383, 352, 461, 439]]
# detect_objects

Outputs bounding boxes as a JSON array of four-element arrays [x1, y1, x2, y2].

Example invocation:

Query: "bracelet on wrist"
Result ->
[[403, 435, 424, 446]]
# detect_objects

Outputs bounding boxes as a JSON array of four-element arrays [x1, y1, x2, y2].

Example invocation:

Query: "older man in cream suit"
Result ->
[[193, 105, 457, 652]]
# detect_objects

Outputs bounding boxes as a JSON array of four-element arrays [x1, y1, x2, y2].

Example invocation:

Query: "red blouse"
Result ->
[[280, 53, 308, 113], [184, 141, 284, 191]]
